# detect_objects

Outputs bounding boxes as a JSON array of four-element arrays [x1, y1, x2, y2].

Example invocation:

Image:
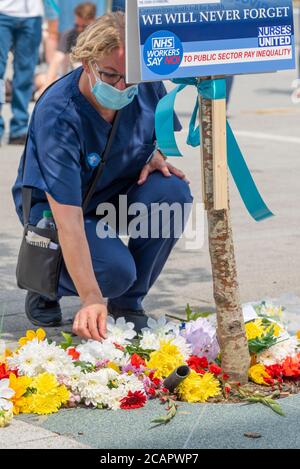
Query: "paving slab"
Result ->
[[0, 419, 90, 449], [17, 395, 300, 449]]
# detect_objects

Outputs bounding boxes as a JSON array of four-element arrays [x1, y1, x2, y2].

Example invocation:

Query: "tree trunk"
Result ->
[[199, 87, 250, 384]]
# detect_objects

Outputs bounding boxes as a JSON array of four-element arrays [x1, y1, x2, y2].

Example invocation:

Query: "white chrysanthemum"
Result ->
[[116, 373, 145, 394], [0, 379, 14, 412], [58, 366, 82, 387], [258, 337, 299, 366], [139, 330, 160, 351], [76, 340, 128, 366], [141, 316, 179, 337], [7, 339, 74, 377], [101, 387, 125, 410], [73, 368, 120, 407], [106, 317, 136, 344], [170, 335, 192, 360]]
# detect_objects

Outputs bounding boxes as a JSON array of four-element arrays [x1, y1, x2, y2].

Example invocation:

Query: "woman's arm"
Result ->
[[46, 193, 107, 341]]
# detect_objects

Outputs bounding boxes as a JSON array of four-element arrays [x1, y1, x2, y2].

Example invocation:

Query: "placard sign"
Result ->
[[126, 0, 295, 82]]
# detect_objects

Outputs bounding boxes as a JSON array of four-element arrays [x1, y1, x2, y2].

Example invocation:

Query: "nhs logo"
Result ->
[[152, 36, 174, 49]]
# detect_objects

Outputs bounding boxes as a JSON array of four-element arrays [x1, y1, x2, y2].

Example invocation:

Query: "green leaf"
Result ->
[[60, 332, 73, 350], [248, 328, 277, 354], [73, 361, 96, 373], [238, 389, 285, 417], [184, 304, 214, 322], [151, 399, 178, 427], [185, 304, 193, 322], [125, 344, 154, 361]]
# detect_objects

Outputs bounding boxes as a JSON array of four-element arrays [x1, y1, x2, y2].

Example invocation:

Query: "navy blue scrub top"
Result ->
[[12, 67, 181, 225]]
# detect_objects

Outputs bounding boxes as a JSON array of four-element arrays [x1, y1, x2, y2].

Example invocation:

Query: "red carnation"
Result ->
[[120, 391, 147, 410], [209, 364, 222, 376], [148, 372, 161, 387], [148, 388, 156, 397], [67, 348, 80, 361], [198, 357, 209, 369], [0, 364, 18, 380], [222, 373, 229, 381], [187, 356, 208, 374], [131, 354, 146, 368], [225, 385, 231, 394], [281, 355, 300, 378], [265, 364, 283, 379]]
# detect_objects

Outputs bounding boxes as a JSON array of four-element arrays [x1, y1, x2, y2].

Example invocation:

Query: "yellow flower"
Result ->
[[248, 364, 271, 386], [245, 320, 265, 340], [178, 371, 221, 403], [268, 323, 282, 337], [0, 408, 13, 427], [107, 362, 121, 373], [9, 374, 32, 415], [18, 329, 46, 348], [146, 340, 185, 379], [296, 331, 300, 340], [245, 319, 282, 341], [19, 373, 70, 415]]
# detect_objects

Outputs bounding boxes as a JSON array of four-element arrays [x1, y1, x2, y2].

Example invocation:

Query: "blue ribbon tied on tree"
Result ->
[[155, 77, 273, 222]]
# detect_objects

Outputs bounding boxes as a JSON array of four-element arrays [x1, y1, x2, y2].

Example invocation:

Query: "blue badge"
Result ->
[[86, 152, 102, 168], [143, 30, 183, 76]]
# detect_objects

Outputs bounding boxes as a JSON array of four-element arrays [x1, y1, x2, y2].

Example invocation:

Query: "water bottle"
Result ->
[[37, 210, 56, 230]]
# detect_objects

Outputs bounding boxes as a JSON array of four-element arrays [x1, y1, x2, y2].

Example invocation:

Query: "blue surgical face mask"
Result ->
[[89, 63, 138, 110]]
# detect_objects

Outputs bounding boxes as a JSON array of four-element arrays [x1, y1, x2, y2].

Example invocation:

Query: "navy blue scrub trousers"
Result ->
[[58, 172, 193, 311]]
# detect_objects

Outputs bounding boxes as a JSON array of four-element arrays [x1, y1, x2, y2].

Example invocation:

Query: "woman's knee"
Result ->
[[95, 252, 137, 299], [152, 173, 193, 206]]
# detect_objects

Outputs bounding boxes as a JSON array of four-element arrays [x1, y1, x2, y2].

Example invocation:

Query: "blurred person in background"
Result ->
[[0, 0, 43, 145], [112, 0, 125, 12], [43, 0, 60, 65], [51, 0, 106, 34], [35, 2, 97, 99]]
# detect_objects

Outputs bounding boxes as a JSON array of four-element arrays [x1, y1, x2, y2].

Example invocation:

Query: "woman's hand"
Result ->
[[137, 150, 190, 185], [73, 298, 108, 341], [46, 194, 108, 342]]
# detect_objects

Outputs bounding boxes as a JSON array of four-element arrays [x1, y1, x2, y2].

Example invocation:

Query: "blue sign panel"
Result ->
[[126, 0, 295, 82]]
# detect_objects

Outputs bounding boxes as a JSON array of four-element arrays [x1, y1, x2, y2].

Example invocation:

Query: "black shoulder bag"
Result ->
[[16, 110, 122, 301]]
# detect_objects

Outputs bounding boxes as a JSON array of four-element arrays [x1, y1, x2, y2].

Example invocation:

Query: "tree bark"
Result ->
[[199, 87, 250, 384]]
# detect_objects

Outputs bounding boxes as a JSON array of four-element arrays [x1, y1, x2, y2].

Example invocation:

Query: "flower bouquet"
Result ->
[[0, 302, 299, 427]]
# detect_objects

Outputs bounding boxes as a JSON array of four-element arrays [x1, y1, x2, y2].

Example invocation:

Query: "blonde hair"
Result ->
[[71, 12, 125, 63]]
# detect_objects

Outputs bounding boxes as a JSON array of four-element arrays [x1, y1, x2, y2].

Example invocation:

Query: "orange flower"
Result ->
[[9, 374, 32, 415], [281, 354, 300, 378], [67, 348, 80, 361]]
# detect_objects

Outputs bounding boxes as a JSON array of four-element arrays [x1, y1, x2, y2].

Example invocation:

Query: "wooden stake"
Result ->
[[212, 98, 228, 210], [198, 76, 250, 384]]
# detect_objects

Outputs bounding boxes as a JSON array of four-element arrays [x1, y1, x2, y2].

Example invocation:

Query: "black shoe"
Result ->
[[107, 302, 149, 334], [8, 135, 27, 146], [25, 291, 62, 327]]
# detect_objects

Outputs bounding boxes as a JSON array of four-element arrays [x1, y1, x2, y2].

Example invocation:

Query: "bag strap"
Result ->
[[22, 109, 122, 225], [82, 109, 122, 214]]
